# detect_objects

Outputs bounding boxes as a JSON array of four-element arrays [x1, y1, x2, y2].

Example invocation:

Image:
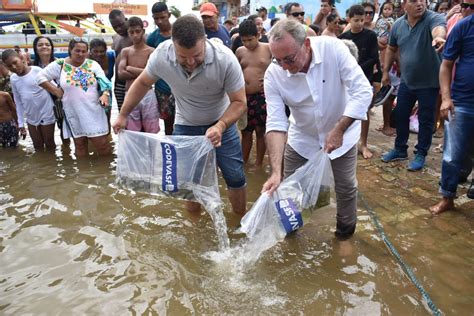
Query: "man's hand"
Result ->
[[324, 126, 344, 153], [262, 173, 282, 196], [432, 37, 446, 53], [440, 99, 454, 121], [206, 120, 226, 147], [112, 114, 127, 134], [99, 94, 109, 107], [381, 71, 391, 87]]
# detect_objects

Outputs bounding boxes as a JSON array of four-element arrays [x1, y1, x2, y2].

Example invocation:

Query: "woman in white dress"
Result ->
[[37, 38, 113, 157]]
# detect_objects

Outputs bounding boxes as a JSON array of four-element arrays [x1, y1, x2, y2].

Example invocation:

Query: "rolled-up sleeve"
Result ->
[[264, 68, 289, 133], [336, 40, 373, 120], [36, 61, 61, 85]]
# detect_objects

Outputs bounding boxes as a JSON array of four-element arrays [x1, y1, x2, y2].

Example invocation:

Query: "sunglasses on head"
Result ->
[[291, 11, 305, 17], [365, 11, 374, 16], [461, 3, 474, 9]]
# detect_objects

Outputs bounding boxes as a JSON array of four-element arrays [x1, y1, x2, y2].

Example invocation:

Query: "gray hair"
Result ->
[[340, 39, 359, 61], [268, 19, 306, 46]]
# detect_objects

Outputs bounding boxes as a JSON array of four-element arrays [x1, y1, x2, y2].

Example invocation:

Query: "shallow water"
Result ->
[[1, 129, 473, 315]]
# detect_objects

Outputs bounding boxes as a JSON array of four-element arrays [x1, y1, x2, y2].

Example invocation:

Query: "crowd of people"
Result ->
[[0, 0, 473, 238]]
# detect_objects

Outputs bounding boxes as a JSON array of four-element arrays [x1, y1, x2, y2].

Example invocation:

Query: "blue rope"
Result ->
[[358, 192, 442, 316]]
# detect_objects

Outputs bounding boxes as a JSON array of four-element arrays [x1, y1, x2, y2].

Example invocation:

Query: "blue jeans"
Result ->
[[394, 83, 438, 156], [173, 123, 246, 189], [440, 110, 474, 198]]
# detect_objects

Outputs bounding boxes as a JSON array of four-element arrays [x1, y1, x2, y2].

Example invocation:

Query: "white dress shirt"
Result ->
[[264, 36, 373, 160]]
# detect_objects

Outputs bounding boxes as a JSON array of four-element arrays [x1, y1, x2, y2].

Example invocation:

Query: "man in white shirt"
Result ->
[[262, 19, 373, 240]]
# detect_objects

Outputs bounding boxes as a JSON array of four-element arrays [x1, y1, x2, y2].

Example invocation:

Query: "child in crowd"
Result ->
[[118, 17, 159, 133], [235, 19, 272, 166], [374, 1, 395, 69], [2, 49, 55, 151], [339, 4, 379, 159], [0, 91, 18, 148]]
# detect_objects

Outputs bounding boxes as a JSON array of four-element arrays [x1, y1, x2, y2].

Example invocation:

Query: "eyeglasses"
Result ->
[[365, 11, 375, 16], [338, 20, 348, 25], [272, 51, 299, 67], [461, 3, 474, 9], [291, 11, 305, 17]]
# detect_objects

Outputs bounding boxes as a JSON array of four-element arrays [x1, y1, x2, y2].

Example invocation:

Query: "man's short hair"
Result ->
[[224, 19, 234, 26], [172, 15, 206, 48], [1, 49, 19, 62], [151, 2, 168, 14], [128, 16, 143, 29], [269, 19, 306, 46], [108, 9, 124, 20], [349, 5, 365, 18], [257, 6, 267, 13], [239, 19, 258, 37], [285, 2, 301, 15]]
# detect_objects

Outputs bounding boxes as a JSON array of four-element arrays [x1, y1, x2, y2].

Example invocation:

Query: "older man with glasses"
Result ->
[[262, 19, 373, 240]]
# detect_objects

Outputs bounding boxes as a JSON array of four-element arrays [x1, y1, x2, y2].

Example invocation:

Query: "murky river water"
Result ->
[[1, 129, 473, 315]]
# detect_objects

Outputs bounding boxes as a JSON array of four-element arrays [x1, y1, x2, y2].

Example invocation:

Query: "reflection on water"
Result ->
[[1, 133, 473, 314]]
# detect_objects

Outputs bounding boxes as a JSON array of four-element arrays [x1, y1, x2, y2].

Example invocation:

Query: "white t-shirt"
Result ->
[[11, 66, 55, 127]]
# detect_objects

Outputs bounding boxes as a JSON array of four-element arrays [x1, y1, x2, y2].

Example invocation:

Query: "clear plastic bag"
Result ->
[[240, 149, 334, 241], [116, 130, 222, 213]]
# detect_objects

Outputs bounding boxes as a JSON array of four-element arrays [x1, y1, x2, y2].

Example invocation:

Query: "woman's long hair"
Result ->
[[33, 36, 55, 67]]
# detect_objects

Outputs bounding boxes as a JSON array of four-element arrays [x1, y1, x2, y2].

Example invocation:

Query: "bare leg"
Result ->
[[228, 186, 246, 216], [40, 123, 56, 150], [27, 123, 45, 150], [241, 130, 253, 164], [164, 116, 175, 136], [73, 136, 88, 157], [255, 126, 266, 166], [429, 197, 455, 215], [382, 95, 396, 136], [358, 115, 373, 159], [89, 134, 111, 156], [185, 201, 202, 214]]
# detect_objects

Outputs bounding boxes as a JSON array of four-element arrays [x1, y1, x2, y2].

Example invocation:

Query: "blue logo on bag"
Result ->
[[161, 142, 178, 192], [275, 198, 303, 234]]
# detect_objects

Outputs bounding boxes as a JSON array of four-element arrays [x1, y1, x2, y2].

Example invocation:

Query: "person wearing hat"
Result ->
[[257, 6, 271, 32], [200, 2, 231, 47]]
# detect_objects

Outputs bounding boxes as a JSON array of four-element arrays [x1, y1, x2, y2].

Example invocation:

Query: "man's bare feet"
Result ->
[[429, 197, 454, 215], [381, 127, 396, 137], [359, 146, 373, 159]]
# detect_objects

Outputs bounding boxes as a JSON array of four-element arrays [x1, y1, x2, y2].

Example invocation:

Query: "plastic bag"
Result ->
[[409, 113, 419, 134], [116, 130, 222, 212], [240, 149, 334, 241]]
